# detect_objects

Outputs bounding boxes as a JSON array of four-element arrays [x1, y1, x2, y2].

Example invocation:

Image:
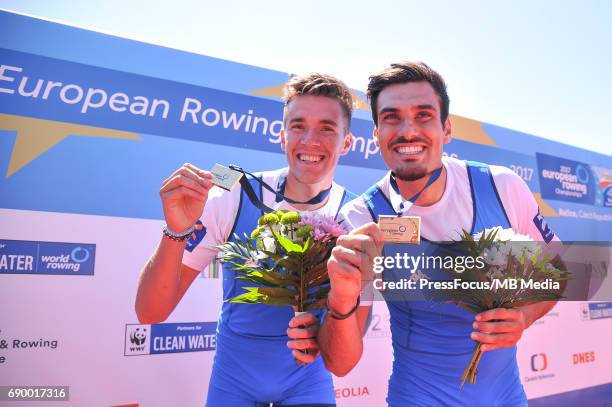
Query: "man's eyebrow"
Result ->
[[288, 118, 338, 126], [414, 104, 437, 111], [320, 119, 338, 126], [379, 105, 438, 114], [378, 107, 400, 115]]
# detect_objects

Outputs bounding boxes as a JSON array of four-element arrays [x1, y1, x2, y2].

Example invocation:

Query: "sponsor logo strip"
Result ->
[[0, 239, 95, 275], [124, 322, 217, 356], [587, 302, 612, 320]]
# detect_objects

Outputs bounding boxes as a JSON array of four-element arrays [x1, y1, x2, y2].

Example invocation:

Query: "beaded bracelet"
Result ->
[[162, 224, 195, 242]]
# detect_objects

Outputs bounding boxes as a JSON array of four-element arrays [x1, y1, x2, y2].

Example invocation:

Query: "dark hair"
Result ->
[[366, 62, 449, 126], [283, 73, 354, 130]]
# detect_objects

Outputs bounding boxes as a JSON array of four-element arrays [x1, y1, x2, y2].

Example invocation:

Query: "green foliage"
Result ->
[[216, 219, 337, 312], [273, 230, 309, 253], [445, 228, 570, 388], [280, 211, 301, 225], [250, 227, 263, 239], [296, 225, 314, 239], [259, 213, 280, 226], [439, 229, 569, 313], [229, 287, 296, 306]]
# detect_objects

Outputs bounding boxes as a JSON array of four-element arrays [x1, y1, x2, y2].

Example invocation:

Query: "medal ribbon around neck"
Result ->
[[229, 165, 332, 213], [389, 166, 443, 216]]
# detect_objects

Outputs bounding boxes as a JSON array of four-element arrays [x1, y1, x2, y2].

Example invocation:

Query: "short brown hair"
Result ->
[[367, 62, 449, 127], [283, 73, 353, 131]]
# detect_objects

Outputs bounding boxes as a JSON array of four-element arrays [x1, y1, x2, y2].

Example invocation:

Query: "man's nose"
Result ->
[[398, 119, 418, 138], [300, 128, 321, 145]]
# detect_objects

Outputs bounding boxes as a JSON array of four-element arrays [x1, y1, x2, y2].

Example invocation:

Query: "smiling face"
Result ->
[[374, 81, 451, 181], [281, 94, 352, 186]]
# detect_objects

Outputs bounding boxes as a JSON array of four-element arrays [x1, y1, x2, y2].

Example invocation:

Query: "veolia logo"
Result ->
[[334, 386, 370, 399]]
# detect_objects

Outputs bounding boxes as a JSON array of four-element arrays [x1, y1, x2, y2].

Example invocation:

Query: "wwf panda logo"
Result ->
[[130, 327, 147, 345]]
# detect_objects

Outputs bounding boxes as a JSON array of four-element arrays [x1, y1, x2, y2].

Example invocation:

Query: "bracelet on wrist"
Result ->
[[326, 296, 360, 320], [162, 224, 195, 242]]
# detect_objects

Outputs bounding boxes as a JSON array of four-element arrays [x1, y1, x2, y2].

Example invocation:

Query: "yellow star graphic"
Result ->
[[0, 114, 141, 177], [449, 115, 496, 146], [532, 192, 558, 217]]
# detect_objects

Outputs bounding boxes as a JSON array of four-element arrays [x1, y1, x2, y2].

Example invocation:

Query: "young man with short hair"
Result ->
[[319, 62, 558, 406], [136, 73, 356, 406]]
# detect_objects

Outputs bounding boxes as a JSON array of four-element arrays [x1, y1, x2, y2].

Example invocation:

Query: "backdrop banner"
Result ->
[[1, 10, 610, 407]]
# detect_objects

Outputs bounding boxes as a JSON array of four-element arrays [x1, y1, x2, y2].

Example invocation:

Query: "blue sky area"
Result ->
[[1, 0, 611, 155]]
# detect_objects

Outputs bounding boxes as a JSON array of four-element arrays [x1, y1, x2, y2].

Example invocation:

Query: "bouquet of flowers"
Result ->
[[440, 227, 567, 388], [217, 210, 346, 314]]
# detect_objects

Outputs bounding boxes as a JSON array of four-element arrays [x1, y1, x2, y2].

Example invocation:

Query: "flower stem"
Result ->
[[298, 254, 304, 312], [461, 342, 483, 389]]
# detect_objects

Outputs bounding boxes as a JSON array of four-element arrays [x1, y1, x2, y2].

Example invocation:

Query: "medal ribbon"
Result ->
[[229, 165, 331, 213], [389, 166, 443, 216]]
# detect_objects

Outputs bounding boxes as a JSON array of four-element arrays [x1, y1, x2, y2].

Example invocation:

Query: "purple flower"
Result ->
[[298, 213, 347, 241]]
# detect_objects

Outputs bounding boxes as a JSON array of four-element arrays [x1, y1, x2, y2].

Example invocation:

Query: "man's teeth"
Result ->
[[396, 146, 424, 155], [299, 154, 323, 162]]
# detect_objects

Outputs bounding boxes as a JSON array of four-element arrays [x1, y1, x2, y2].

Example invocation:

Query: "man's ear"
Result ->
[[280, 129, 287, 151], [373, 127, 380, 148], [443, 117, 452, 144], [340, 132, 353, 155]]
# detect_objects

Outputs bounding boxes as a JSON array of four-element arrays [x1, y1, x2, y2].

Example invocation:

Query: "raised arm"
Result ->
[[135, 163, 214, 323]]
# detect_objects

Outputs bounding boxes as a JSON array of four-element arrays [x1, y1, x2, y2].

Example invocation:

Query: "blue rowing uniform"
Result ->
[[207, 173, 355, 407], [362, 161, 528, 407]]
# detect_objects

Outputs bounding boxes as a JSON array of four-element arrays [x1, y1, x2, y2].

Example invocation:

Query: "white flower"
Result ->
[[516, 243, 538, 261], [259, 228, 273, 238], [473, 226, 504, 241], [487, 268, 505, 280], [270, 223, 282, 235], [474, 227, 532, 242], [483, 245, 507, 267], [497, 228, 517, 241], [254, 251, 269, 260], [262, 236, 276, 253]]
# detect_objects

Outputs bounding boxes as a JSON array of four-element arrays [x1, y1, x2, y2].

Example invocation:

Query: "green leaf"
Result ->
[[234, 269, 298, 285], [304, 262, 328, 281], [272, 230, 307, 253], [228, 287, 295, 307], [307, 272, 330, 289], [257, 286, 298, 298], [302, 237, 313, 252]]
